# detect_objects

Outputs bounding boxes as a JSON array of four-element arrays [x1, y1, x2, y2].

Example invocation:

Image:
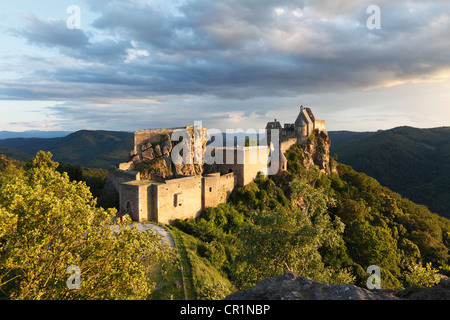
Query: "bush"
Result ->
[[404, 262, 441, 288]]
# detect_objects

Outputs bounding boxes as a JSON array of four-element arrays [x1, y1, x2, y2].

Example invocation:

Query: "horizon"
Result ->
[[2, 123, 450, 140], [1, 1, 450, 132]]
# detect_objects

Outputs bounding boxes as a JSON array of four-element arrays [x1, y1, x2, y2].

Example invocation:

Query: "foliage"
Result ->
[[0, 151, 176, 299], [331, 126, 450, 218], [173, 139, 450, 292], [404, 262, 441, 288], [326, 163, 449, 288], [173, 167, 354, 291], [168, 227, 234, 300]]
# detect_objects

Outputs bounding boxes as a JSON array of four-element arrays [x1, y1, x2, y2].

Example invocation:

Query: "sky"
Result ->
[[0, 0, 449, 133]]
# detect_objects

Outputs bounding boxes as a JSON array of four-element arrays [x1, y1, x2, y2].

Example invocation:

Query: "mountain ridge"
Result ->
[[0, 130, 134, 168], [330, 126, 450, 218]]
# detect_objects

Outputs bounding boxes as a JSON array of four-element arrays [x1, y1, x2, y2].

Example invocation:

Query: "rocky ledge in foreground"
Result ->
[[225, 272, 450, 300], [225, 272, 397, 300]]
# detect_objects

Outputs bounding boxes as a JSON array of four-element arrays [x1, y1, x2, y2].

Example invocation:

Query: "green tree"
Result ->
[[0, 151, 176, 299], [404, 262, 441, 288], [344, 221, 401, 280], [233, 175, 353, 288]]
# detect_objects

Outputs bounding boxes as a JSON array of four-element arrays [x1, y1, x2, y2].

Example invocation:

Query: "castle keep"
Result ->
[[266, 105, 326, 147], [112, 106, 326, 224]]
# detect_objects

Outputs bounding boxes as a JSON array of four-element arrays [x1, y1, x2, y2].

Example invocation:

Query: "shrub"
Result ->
[[404, 262, 441, 288]]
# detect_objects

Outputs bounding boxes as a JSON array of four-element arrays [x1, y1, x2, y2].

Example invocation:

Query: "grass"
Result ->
[[168, 225, 235, 300], [148, 262, 186, 300], [168, 226, 197, 299]]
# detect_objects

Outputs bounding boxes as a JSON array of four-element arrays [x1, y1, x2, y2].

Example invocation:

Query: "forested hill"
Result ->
[[1, 133, 449, 298], [0, 130, 133, 168], [171, 142, 450, 296], [328, 130, 375, 149], [330, 126, 450, 219]]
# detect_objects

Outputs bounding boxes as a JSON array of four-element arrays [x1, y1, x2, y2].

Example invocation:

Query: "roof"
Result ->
[[266, 119, 282, 129], [294, 106, 313, 127]]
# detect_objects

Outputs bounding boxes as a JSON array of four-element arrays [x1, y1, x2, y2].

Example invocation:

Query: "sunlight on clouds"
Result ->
[[362, 68, 450, 91], [274, 8, 285, 16], [125, 49, 150, 63]]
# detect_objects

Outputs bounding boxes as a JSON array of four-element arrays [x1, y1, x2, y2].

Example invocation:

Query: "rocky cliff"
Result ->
[[283, 130, 334, 175], [120, 126, 209, 181], [302, 130, 333, 175]]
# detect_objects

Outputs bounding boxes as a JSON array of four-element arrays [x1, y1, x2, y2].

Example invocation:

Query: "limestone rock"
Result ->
[[154, 144, 162, 157], [142, 147, 155, 162], [138, 158, 172, 182], [300, 130, 332, 175], [225, 272, 398, 300], [140, 141, 153, 152], [129, 150, 137, 160], [397, 277, 450, 300], [130, 126, 209, 181], [118, 161, 134, 171]]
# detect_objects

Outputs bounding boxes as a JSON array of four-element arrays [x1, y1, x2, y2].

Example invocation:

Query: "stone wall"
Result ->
[[314, 120, 326, 132], [154, 175, 203, 225], [280, 138, 297, 154], [108, 169, 140, 193], [130, 126, 209, 181], [242, 146, 271, 184], [119, 182, 139, 221], [202, 172, 236, 209], [213, 146, 270, 186]]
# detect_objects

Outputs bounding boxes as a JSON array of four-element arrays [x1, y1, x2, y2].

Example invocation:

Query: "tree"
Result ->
[[234, 175, 353, 288], [0, 151, 176, 299], [344, 221, 401, 279]]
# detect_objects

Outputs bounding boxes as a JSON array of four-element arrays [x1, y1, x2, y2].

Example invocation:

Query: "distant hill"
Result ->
[[0, 130, 134, 168], [0, 130, 73, 139], [0, 147, 33, 162], [328, 130, 376, 150], [331, 126, 450, 218]]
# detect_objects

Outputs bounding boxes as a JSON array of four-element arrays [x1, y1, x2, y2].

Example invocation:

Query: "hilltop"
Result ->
[[0, 130, 133, 168], [330, 126, 450, 218]]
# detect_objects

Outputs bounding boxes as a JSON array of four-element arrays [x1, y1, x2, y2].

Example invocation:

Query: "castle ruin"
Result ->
[[111, 106, 326, 224]]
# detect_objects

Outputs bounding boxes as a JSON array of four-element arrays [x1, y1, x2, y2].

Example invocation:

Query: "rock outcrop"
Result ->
[[120, 126, 209, 181], [301, 130, 332, 175], [397, 276, 450, 300], [225, 272, 450, 300], [225, 272, 398, 300]]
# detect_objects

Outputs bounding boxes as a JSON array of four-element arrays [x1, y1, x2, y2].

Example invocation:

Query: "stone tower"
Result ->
[[265, 105, 326, 146]]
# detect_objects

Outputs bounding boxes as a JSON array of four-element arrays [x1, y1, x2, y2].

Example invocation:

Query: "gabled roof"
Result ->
[[305, 108, 315, 122], [294, 105, 313, 127]]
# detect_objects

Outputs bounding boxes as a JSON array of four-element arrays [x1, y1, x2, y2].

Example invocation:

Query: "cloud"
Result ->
[[2, 0, 450, 131], [10, 12, 90, 49]]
